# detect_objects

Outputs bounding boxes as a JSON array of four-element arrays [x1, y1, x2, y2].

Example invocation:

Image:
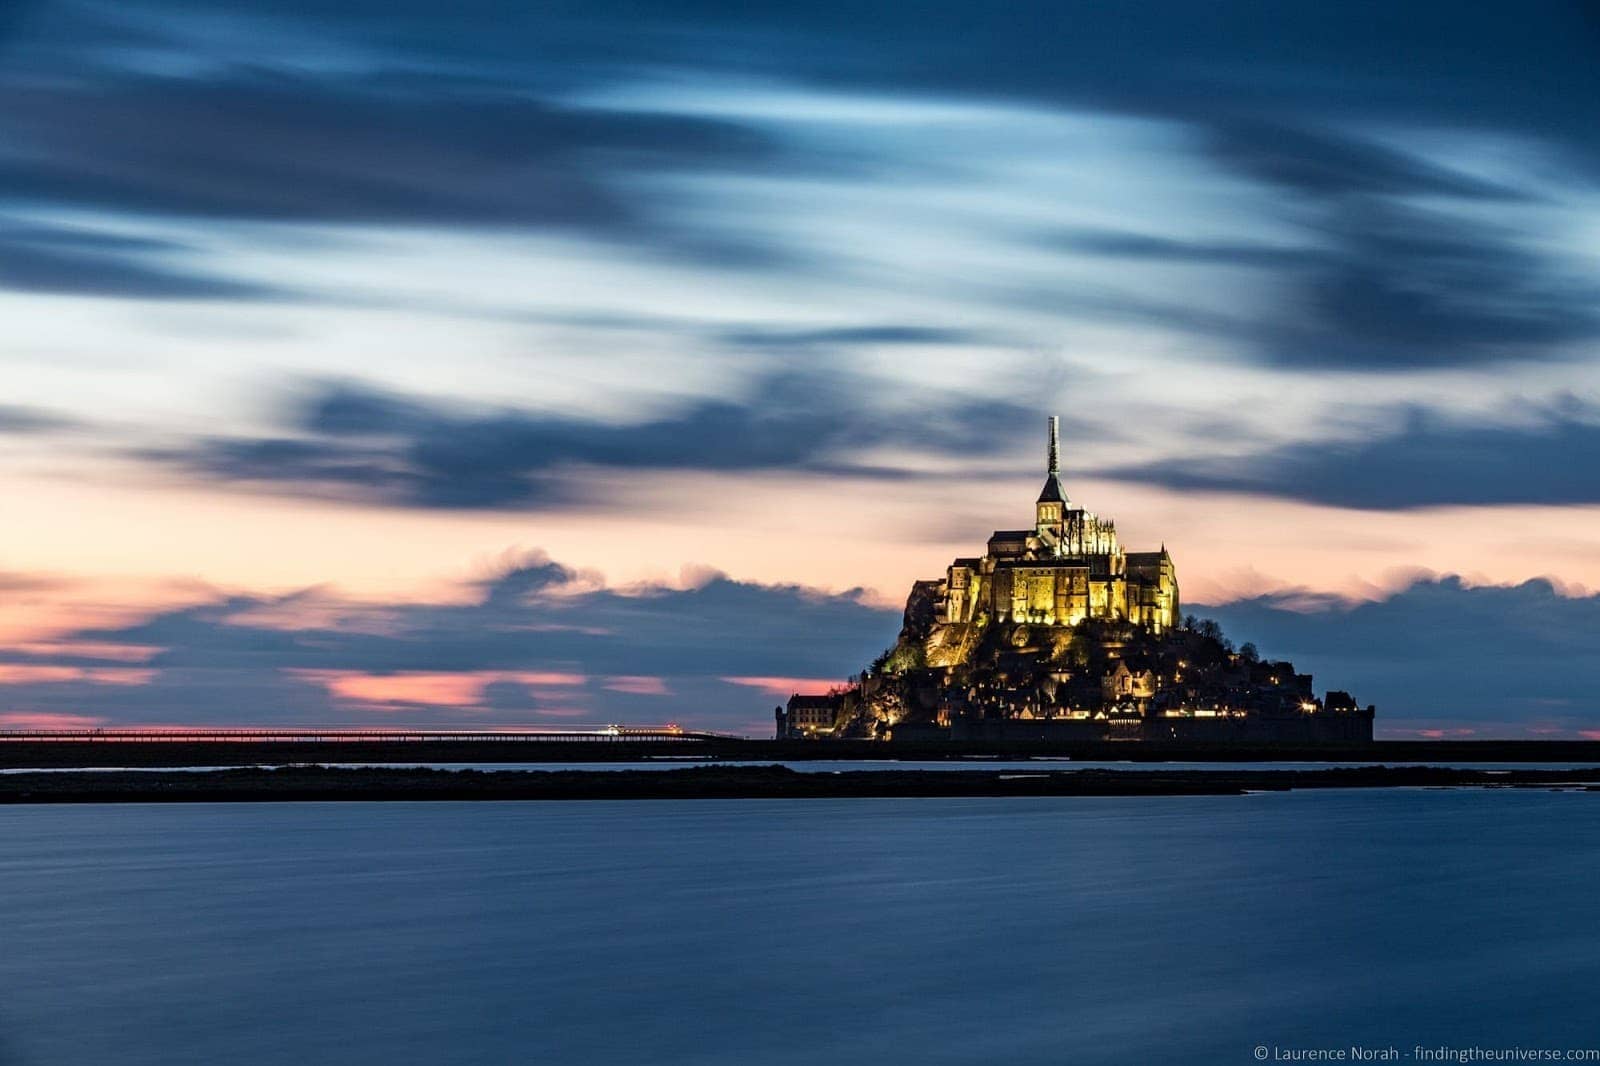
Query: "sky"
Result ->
[[1, 0, 1598, 737]]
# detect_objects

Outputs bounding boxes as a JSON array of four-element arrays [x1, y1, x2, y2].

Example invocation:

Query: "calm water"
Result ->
[[2, 792, 1598, 1065]]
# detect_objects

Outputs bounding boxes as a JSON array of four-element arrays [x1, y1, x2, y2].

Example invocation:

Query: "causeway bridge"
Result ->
[[0, 726, 741, 744]]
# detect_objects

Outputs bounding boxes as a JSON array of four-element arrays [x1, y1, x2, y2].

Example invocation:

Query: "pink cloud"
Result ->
[[0, 579, 211, 644], [721, 676, 844, 699], [0, 665, 156, 685], [0, 666, 85, 684], [289, 670, 488, 708], [503, 671, 586, 687], [1378, 726, 1480, 739], [9, 642, 161, 663], [0, 712, 110, 728], [603, 675, 670, 696], [288, 669, 589, 710]]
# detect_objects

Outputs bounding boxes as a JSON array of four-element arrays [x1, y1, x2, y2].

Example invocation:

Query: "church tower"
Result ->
[[1035, 415, 1067, 541]]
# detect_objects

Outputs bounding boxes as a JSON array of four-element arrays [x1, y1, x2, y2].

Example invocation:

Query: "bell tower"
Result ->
[[1035, 415, 1067, 540]]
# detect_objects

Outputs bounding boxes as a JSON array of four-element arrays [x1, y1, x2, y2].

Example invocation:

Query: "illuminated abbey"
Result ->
[[936, 416, 1178, 645], [776, 416, 1374, 745]]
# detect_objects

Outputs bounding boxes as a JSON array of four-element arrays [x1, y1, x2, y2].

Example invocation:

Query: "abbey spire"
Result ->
[[1035, 415, 1068, 544], [1037, 415, 1066, 505]]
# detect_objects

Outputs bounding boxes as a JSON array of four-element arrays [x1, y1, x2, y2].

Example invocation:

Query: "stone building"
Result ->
[[800, 414, 1373, 744], [933, 417, 1179, 656], [779, 694, 843, 738]]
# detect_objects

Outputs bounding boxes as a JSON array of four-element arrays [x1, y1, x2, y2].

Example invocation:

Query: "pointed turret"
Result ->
[[1035, 416, 1067, 543], [1037, 415, 1066, 505]]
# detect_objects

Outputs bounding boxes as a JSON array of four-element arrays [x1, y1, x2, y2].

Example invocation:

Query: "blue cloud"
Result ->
[[0, 220, 284, 300], [1107, 401, 1600, 509], [0, 63, 792, 269], [0, 555, 900, 727], [0, 403, 77, 434], [1191, 124, 1598, 368], [4, 1, 1596, 369], [1201, 577, 1600, 735], [141, 374, 1037, 509], [4, 563, 1597, 735]]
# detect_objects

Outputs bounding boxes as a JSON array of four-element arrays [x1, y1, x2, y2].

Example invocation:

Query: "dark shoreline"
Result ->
[[4, 764, 1600, 804], [9, 737, 1600, 769]]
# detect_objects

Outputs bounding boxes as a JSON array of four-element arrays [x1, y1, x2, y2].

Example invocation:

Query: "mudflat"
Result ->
[[5, 764, 1600, 803]]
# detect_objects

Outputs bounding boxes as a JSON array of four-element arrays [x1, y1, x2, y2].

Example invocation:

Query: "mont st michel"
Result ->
[[9, 3, 1598, 1063], [779, 417, 1375, 744]]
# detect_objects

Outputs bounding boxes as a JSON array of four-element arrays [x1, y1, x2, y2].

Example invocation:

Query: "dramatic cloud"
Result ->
[[1041, 228, 1319, 270], [0, 554, 900, 728], [1042, 123, 1600, 369], [0, 220, 282, 300], [713, 325, 993, 352], [4, 1, 1594, 367], [143, 374, 1036, 509], [0, 62, 789, 268], [0, 404, 77, 434], [1109, 400, 1600, 510], [1, 0, 1598, 743], [2, 560, 1596, 735], [1201, 122, 1519, 203], [1193, 123, 1600, 369], [1202, 577, 1600, 736]]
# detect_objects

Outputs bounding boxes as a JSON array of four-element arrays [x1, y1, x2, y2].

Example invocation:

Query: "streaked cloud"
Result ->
[[0, 405, 79, 435], [1191, 122, 1599, 369], [1, 0, 1598, 737], [0, 553, 898, 726], [0, 66, 783, 250], [288, 668, 587, 711], [0, 560, 1596, 734], [0, 218, 287, 300], [0, 711, 109, 729], [1108, 397, 1600, 509], [602, 675, 671, 696], [1205, 576, 1600, 737], [721, 676, 845, 699], [138, 373, 1037, 509]]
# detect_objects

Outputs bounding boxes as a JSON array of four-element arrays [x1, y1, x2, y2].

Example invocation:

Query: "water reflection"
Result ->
[[2, 792, 1597, 1065]]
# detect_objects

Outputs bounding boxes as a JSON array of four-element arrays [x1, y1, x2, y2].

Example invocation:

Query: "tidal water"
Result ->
[[2, 791, 1598, 1066]]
